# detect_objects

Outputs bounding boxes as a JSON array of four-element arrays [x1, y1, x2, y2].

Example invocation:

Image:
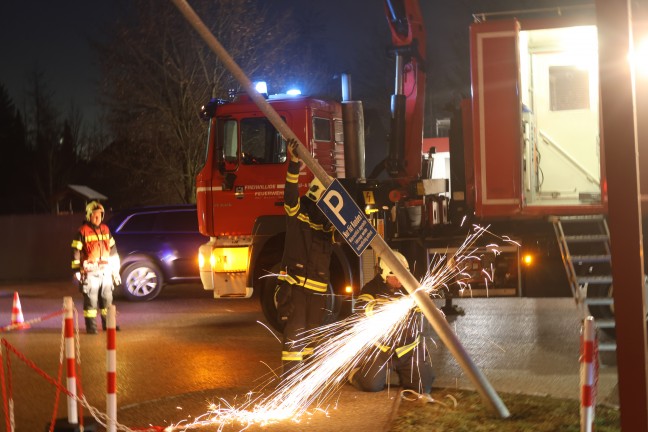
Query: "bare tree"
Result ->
[[94, 0, 326, 207], [24, 68, 68, 213], [65, 101, 85, 154]]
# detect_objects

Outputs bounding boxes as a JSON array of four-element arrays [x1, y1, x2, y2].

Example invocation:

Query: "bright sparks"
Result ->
[[164, 225, 513, 431]]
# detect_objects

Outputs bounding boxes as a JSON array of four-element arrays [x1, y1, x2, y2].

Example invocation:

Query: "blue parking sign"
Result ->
[[316, 179, 377, 256]]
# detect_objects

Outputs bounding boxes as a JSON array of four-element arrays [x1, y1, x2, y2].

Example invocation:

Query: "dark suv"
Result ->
[[106, 205, 204, 301]]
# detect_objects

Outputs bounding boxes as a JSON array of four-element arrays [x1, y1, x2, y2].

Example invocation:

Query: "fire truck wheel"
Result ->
[[121, 261, 164, 302], [260, 264, 285, 332]]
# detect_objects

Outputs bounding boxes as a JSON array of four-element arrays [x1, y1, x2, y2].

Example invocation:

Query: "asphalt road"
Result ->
[[0, 281, 620, 431], [0, 281, 402, 432], [0, 281, 281, 431]]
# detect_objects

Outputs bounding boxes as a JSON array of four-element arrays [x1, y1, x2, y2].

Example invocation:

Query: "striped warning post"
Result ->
[[63, 296, 78, 424], [106, 304, 117, 432], [580, 316, 598, 432]]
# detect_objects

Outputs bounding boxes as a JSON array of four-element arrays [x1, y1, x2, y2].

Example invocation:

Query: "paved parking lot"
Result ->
[[430, 297, 618, 407], [0, 281, 619, 431]]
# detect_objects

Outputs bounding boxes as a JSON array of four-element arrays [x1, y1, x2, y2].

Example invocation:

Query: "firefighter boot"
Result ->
[[85, 317, 98, 335], [441, 303, 465, 316]]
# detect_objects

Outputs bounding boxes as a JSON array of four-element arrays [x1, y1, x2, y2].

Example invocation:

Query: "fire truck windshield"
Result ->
[[241, 117, 286, 165], [215, 116, 288, 170]]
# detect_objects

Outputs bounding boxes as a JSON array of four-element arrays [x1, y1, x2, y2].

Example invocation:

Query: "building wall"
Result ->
[[0, 214, 88, 282]]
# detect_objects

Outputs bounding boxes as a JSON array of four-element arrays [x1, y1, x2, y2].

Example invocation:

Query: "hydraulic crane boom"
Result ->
[[384, 0, 426, 180]]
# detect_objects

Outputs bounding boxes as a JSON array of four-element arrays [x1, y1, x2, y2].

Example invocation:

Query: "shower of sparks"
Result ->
[[165, 225, 515, 431]]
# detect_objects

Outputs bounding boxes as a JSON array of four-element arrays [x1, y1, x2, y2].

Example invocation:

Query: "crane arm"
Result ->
[[384, 0, 427, 180]]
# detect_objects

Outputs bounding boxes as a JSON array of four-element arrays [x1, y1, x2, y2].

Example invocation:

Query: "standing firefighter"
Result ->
[[71, 201, 121, 334], [276, 139, 336, 376]]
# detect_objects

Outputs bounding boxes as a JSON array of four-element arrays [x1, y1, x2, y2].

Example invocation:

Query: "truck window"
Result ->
[[241, 117, 286, 165], [334, 119, 344, 143], [313, 117, 332, 142], [222, 120, 238, 163], [549, 66, 590, 111]]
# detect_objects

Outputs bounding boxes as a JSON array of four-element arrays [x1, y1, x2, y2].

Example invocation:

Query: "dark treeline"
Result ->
[[4, 0, 573, 215], [0, 0, 341, 214], [0, 77, 106, 215]]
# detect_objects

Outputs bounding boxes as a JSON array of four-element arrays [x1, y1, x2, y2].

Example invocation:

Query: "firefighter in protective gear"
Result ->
[[349, 251, 435, 393], [276, 138, 336, 377], [71, 201, 121, 334]]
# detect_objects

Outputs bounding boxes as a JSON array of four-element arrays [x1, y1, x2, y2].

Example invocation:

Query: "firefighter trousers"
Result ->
[[279, 282, 327, 377], [81, 270, 114, 333], [351, 343, 435, 394]]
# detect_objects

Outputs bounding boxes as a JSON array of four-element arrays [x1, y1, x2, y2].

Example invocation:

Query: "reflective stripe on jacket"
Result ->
[[278, 271, 329, 293], [280, 160, 335, 291], [71, 222, 118, 272]]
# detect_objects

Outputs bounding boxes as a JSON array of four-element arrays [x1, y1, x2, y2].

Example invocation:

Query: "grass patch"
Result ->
[[390, 388, 620, 432]]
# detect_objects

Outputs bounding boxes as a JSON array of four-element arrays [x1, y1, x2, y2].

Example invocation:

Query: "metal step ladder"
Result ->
[[551, 215, 617, 351]]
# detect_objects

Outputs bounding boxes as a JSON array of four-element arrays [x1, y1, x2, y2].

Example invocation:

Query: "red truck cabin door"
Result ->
[[201, 110, 296, 236], [470, 19, 523, 217]]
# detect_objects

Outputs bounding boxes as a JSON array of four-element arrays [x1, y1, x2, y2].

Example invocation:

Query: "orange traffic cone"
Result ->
[[11, 291, 24, 326]]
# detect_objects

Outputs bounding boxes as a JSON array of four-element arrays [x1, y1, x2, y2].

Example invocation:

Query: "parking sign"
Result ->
[[316, 179, 377, 256]]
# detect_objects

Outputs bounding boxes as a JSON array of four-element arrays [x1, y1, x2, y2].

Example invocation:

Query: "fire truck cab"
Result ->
[[195, 93, 348, 300]]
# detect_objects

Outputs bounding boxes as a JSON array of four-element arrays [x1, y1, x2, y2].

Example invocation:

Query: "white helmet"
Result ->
[[85, 201, 105, 222], [379, 251, 409, 282], [306, 177, 325, 201]]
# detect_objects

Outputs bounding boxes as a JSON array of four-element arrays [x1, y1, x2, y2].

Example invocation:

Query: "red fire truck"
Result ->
[[195, 1, 643, 334]]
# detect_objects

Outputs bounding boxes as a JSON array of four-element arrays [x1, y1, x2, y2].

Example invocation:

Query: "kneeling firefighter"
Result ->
[[349, 251, 435, 393]]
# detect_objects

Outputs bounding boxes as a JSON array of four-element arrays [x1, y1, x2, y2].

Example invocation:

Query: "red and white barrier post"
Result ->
[[64, 296, 78, 425], [580, 316, 598, 432], [106, 304, 117, 432]]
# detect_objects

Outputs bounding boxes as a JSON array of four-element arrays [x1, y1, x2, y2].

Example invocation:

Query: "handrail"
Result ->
[[472, 5, 593, 23], [538, 130, 600, 186]]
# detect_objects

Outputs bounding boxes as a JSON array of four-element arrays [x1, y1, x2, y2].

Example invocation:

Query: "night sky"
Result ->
[[0, 1, 120, 123], [0, 1, 577, 127]]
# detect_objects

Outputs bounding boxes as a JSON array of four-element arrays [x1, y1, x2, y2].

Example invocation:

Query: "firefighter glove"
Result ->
[[75, 271, 87, 285], [112, 273, 121, 287], [287, 139, 299, 162]]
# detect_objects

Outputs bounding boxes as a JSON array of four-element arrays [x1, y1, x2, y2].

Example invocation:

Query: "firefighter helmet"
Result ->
[[85, 201, 105, 222], [306, 177, 325, 201], [379, 251, 409, 282]]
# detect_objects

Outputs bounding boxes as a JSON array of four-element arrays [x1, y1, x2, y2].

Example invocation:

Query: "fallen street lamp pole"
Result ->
[[170, 0, 510, 419]]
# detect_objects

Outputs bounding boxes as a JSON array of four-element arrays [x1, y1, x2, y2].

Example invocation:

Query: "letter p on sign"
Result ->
[[322, 190, 347, 225]]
